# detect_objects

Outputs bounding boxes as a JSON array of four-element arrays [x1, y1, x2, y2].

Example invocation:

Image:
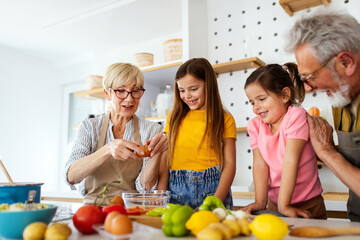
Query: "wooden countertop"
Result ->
[[42, 192, 349, 203], [232, 192, 349, 202], [63, 216, 360, 240]]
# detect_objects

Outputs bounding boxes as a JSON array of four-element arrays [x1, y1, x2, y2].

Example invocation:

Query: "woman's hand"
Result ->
[[106, 139, 143, 161], [279, 205, 311, 219], [241, 201, 266, 214], [144, 133, 168, 158]]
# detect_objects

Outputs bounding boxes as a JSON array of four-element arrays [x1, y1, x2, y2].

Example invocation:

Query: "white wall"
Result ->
[[0, 45, 61, 192], [207, 0, 359, 193]]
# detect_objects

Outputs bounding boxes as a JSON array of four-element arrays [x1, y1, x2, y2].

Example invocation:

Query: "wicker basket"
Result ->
[[163, 38, 183, 62], [133, 52, 154, 67], [86, 75, 103, 90]]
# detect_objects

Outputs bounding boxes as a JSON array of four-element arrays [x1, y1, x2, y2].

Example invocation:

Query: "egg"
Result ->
[[104, 211, 120, 232], [110, 214, 133, 235], [136, 145, 151, 157]]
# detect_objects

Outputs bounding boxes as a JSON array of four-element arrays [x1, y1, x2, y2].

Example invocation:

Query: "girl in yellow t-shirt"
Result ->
[[158, 58, 237, 209]]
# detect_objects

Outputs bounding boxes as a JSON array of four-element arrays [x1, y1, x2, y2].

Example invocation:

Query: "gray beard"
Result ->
[[328, 72, 351, 108]]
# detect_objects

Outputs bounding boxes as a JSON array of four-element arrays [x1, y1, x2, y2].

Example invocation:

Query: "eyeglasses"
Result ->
[[110, 88, 145, 99], [298, 55, 336, 82]]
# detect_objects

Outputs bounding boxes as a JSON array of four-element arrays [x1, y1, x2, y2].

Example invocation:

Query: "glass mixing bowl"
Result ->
[[122, 190, 170, 209]]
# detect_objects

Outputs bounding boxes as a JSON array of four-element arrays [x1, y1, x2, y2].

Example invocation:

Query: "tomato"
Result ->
[[102, 204, 128, 218], [73, 205, 104, 234]]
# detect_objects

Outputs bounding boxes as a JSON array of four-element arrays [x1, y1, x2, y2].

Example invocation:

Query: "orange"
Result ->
[[308, 107, 320, 116], [104, 211, 120, 232], [110, 214, 133, 235], [136, 145, 151, 157]]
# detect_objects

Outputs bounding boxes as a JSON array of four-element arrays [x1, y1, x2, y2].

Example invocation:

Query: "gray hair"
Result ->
[[286, 11, 360, 64], [103, 63, 144, 93]]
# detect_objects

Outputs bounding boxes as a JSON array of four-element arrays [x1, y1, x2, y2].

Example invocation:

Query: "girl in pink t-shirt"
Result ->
[[242, 63, 326, 219]]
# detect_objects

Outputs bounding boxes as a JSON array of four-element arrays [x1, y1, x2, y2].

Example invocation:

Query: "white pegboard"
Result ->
[[207, 0, 359, 193]]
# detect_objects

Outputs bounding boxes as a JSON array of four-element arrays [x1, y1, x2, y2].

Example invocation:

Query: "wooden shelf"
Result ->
[[213, 57, 266, 75], [236, 127, 247, 133], [73, 88, 104, 100], [73, 61, 183, 100], [279, 0, 331, 16], [141, 60, 182, 73], [73, 58, 265, 100]]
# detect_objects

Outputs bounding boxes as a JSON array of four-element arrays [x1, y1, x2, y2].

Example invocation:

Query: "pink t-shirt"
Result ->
[[247, 106, 322, 204]]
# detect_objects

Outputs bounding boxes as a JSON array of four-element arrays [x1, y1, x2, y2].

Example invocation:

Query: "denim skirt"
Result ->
[[168, 166, 233, 209]]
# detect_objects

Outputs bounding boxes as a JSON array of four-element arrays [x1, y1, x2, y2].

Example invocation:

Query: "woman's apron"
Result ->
[[83, 113, 143, 204], [336, 106, 360, 221]]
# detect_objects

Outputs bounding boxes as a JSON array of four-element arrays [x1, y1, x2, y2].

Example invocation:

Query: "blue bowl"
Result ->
[[0, 182, 43, 204], [0, 204, 57, 239]]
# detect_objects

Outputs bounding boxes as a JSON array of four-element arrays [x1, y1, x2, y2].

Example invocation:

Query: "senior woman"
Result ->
[[65, 63, 167, 204]]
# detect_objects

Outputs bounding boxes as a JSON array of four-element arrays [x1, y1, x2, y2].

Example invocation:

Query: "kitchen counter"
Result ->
[[36, 194, 357, 240], [2, 200, 359, 240], [63, 217, 360, 240]]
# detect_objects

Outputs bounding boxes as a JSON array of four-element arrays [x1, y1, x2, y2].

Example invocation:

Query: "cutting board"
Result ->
[[129, 215, 163, 229]]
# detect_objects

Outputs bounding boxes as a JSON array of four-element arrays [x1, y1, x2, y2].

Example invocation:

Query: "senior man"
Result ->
[[287, 11, 360, 221]]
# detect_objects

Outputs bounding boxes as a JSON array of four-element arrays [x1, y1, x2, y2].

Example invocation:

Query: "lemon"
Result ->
[[23, 222, 47, 240], [249, 214, 288, 240], [185, 210, 219, 236]]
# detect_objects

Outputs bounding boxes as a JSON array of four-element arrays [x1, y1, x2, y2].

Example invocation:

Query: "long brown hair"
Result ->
[[244, 62, 305, 106], [168, 58, 227, 169]]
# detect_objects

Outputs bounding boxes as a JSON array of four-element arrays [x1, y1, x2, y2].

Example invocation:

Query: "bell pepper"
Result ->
[[161, 204, 193, 237], [102, 204, 127, 217], [146, 207, 167, 217], [198, 195, 224, 211]]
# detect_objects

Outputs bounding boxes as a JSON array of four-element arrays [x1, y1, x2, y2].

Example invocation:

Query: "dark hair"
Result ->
[[168, 58, 226, 168], [244, 63, 305, 105]]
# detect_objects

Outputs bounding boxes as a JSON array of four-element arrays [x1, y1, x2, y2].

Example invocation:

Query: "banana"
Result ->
[[222, 219, 241, 237], [196, 227, 223, 240], [237, 218, 251, 236], [208, 223, 232, 240]]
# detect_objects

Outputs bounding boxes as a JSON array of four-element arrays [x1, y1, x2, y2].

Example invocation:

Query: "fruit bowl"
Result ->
[[122, 190, 170, 209], [0, 204, 57, 239]]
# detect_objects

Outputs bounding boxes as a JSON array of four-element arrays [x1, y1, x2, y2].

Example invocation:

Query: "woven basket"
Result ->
[[86, 75, 103, 90], [133, 52, 154, 67], [163, 38, 183, 62]]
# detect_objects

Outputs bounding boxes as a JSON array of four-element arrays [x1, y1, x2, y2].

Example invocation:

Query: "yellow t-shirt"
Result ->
[[164, 110, 237, 171]]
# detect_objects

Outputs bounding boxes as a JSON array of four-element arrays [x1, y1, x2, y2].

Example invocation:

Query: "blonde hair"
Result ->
[[102, 63, 144, 93], [168, 58, 227, 169]]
